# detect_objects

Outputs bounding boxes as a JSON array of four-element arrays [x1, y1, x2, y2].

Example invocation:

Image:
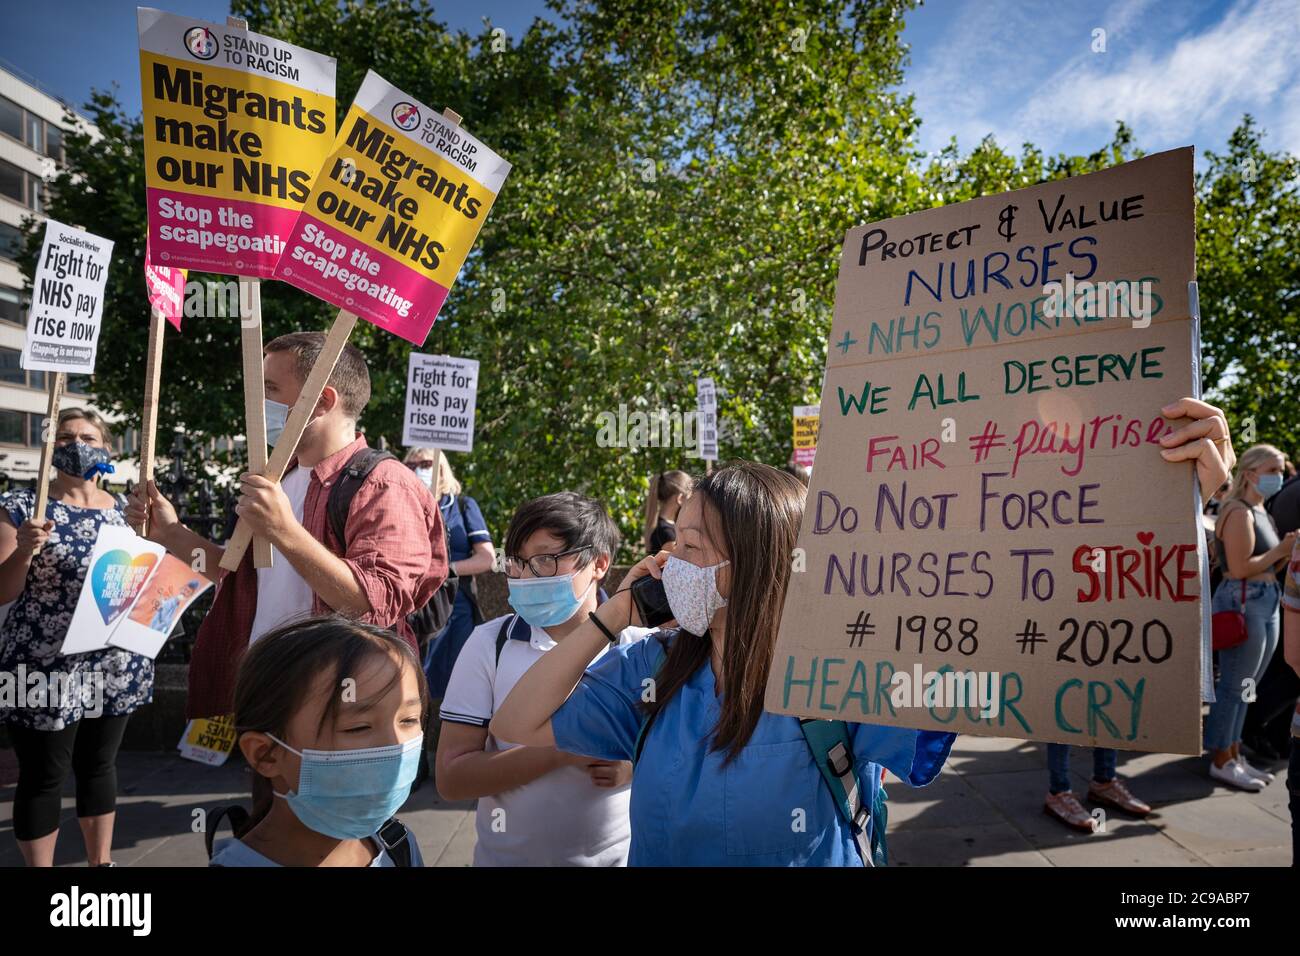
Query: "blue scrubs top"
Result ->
[[551, 630, 956, 866]]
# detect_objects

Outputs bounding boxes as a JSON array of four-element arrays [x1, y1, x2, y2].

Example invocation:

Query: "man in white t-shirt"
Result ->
[[437, 492, 649, 866]]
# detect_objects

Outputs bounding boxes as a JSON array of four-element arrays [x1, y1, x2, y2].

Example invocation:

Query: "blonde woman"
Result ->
[[1207, 444, 1297, 791], [643, 470, 692, 554], [403, 449, 495, 697]]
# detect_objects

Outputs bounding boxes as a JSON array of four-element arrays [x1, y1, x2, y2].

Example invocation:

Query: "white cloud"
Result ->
[[905, 0, 1300, 159]]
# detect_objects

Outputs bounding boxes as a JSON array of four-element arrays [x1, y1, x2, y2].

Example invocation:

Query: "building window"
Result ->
[[0, 286, 21, 325], [45, 124, 63, 163], [0, 409, 23, 445], [66, 374, 90, 395], [25, 113, 42, 152], [27, 412, 42, 447], [0, 97, 21, 142], [0, 222, 23, 261], [0, 346, 23, 384], [29, 370, 45, 390], [0, 159, 25, 206]]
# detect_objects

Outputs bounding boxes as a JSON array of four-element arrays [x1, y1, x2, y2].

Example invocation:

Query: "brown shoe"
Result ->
[[1087, 778, 1151, 816], [1044, 791, 1096, 832]]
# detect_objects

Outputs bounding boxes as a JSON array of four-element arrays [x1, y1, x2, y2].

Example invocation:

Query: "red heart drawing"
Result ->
[[1137, 532, 1155, 546]]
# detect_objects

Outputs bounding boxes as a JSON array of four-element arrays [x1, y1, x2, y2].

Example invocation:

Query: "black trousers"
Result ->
[[6, 715, 131, 841]]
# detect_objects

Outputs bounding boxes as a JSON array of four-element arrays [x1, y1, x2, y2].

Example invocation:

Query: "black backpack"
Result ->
[[325, 448, 467, 641], [204, 805, 415, 866]]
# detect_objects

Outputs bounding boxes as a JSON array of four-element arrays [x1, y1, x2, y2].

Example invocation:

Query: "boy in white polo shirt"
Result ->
[[436, 492, 651, 866]]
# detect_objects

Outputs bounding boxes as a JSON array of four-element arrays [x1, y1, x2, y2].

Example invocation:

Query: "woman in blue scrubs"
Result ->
[[492, 461, 953, 866], [492, 400, 1236, 865]]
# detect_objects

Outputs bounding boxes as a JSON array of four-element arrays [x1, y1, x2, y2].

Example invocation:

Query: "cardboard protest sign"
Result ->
[[693, 377, 719, 461], [144, 245, 187, 331], [178, 715, 237, 766], [138, 7, 336, 278], [109, 554, 212, 659], [793, 404, 820, 468], [62, 525, 165, 655], [401, 353, 479, 451], [22, 220, 114, 374], [272, 70, 512, 344], [765, 148, 1203, 754]]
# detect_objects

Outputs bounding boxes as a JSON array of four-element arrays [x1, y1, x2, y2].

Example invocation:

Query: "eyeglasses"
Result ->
[[504, 547, 590, 579]]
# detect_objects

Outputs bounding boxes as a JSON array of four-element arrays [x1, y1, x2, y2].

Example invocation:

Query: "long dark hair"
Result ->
[[642, 461, 805, 762]]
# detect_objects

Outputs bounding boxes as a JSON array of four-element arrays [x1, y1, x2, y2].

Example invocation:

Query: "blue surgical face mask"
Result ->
[[266, 733, 423, 841], [1255, 473, 1283, 498], [52, 441, 114, 480], [264, 399, 290, 447], [507, 571, 595, 628]]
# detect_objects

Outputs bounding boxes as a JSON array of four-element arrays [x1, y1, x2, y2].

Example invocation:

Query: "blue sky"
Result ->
[[2, 0, 1297, 162]]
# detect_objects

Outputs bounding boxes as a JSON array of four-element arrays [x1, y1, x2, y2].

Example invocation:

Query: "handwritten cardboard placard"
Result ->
[[793, 404, 820, 468], [765, 148, 1203, 755], [401, 353, 479, 451], [23, 220, 114, 374], [138, 7, 336, 277], [273, 70, 511, 344]]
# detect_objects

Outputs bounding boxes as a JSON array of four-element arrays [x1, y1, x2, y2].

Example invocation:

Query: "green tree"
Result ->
[[1196, 117, 1300, 458], [30, 1, 1298, 560]]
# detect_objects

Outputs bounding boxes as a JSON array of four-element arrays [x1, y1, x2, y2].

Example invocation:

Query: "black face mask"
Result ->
[[52, 441, 114, 480]]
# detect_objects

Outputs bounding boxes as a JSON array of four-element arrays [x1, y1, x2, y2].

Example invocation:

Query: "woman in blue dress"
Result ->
[[492, 461, 953, 866], [0, 409, 153, 867]]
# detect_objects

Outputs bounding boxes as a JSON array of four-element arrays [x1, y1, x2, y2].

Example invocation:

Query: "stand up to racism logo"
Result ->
[[137, 7, 337, 278]]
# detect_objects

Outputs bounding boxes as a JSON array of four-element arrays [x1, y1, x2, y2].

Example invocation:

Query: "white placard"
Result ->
[[23, 220, 114, 374], [693, 376, 718, 461], [61, 525, 165, 655], [108, 553, 212, 659], [401, 353, 479, 452]]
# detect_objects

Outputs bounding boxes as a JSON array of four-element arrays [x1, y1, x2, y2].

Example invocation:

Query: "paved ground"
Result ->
[[0, 734, 1291, 867]]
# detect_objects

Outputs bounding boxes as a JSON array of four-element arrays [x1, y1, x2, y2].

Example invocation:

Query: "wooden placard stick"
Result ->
[[238, 275, 274, 568], [31, 371, 66, 551], [219, 310, 359, 572], [138, 305, 167, 536]]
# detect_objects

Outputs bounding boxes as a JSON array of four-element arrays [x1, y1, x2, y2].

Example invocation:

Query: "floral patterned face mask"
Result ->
[[661, 555, 729, 636]]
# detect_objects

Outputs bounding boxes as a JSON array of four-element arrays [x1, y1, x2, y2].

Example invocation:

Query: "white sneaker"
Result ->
[[1210, 758, 1265, 791], [1235, 757, 1275, 785]]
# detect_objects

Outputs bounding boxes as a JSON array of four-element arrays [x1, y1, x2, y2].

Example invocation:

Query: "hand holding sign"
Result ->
[[765, 148, 1206, 755], [220, 73, 510, 572]]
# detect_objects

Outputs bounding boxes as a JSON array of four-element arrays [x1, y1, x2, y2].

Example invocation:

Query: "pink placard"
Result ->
[[272, 214, 450, 345], [144, 243, 187, 331]]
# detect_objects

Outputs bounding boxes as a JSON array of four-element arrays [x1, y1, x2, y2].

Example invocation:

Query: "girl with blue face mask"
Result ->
[[210, 617, 429, 867]]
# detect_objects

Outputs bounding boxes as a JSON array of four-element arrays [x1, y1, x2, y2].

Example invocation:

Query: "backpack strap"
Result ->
[[494, 614, 515, 666], [204, 804, 251, 860], [326, 448, 398, 549], [799, 718, 876, 867], [374, 817, 413, 867]]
